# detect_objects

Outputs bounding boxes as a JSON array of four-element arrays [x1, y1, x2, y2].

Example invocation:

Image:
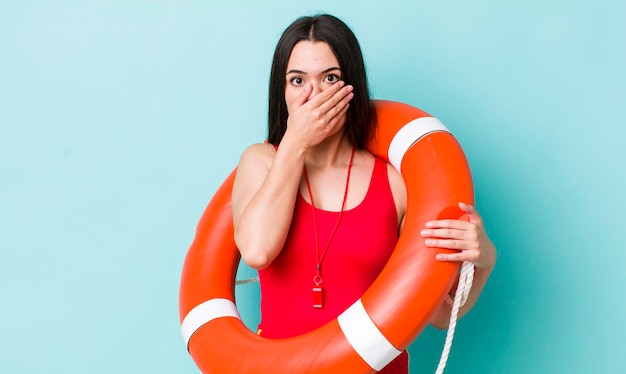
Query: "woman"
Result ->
[[231, 14, 496, 373]]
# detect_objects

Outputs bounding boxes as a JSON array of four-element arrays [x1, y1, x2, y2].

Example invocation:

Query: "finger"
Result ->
[[422, 228, 467, 240], [459, 202, 483, 225], [425, 237, 479, 252], [424, 219, 472, 230], [436, 251, 474, 263], [324, 90, 353, 124], [325, 102, 350, 129], [324, 85, 353, 115], [425, 238, 464, 250], [293, 83, 312, 108], [306, 80, 345, 106], [312, 82, 353, 114]]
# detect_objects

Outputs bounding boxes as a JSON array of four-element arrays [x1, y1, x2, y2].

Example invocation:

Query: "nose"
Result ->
[[308, 82, 323, 99]]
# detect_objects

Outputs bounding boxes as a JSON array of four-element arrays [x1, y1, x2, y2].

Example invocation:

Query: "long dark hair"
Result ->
[[267, 14, 376, 148]]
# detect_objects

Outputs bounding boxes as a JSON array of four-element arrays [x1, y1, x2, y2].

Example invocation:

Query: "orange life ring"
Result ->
[[179, 100, 474, 373]]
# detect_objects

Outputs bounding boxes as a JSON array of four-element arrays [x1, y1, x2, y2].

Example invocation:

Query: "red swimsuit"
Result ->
[[258, 156, 409, 373]]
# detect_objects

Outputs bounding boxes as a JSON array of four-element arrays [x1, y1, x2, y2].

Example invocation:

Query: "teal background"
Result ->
[[1, 1, 624, 373]]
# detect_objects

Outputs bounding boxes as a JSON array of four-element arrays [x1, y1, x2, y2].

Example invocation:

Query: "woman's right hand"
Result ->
[[284, 81, 354, 149]]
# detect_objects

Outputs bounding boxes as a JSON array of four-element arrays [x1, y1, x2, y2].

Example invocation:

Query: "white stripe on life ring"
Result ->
[[181, 298, 241, 348], [337, 299, 402, 371], [388, 117, 450, 172]]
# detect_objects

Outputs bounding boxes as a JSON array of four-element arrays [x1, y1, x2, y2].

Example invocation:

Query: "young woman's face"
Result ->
[[284, 41, 342, 112]]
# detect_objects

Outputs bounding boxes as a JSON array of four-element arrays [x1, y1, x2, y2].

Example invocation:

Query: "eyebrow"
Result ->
[[286, 67, 341, 75]]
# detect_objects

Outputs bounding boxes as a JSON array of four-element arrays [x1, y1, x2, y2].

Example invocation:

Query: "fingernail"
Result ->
[[425, 221, 434, 228], [420, 229, 428, 236], [425, 239, 435, 246]]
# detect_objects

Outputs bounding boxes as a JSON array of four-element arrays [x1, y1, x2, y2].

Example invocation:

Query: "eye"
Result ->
[[289, 77, 304, 86], [325, 74, 340, 83]]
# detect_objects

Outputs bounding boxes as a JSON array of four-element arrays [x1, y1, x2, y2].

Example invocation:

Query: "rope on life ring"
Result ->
[[179, 100, 474, 373]]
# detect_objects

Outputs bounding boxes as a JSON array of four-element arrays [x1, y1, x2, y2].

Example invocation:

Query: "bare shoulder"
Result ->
[[239, 142, 277, 168], [234, 142, 277, 192]]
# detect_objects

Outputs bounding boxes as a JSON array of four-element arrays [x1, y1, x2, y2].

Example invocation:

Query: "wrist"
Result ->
[[475, 257, 496, 271], [279, 130, 311, 158]]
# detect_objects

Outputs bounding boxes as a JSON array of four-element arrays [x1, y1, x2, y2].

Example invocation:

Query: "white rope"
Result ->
[[235, 276, 259, 286], [435, 261, 475, 374]]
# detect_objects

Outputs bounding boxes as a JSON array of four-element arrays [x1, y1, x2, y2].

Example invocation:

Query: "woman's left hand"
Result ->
[[420, 202, 496, 269]]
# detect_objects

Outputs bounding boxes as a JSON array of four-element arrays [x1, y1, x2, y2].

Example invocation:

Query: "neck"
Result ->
[[306, 134, 354, 168]]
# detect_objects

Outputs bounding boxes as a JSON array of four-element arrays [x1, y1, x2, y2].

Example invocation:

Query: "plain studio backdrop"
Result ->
[[1, 1, 624, 373]]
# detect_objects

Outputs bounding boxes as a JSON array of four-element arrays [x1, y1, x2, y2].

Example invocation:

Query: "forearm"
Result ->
[[234, 142, 307, 269], [429, 263, 494, 329]]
